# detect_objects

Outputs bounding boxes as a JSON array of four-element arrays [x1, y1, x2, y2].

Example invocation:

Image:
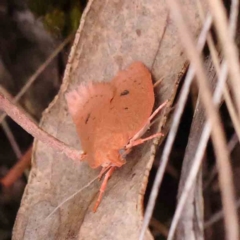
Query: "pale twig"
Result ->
[[197, 0, 240, 143], [1, 147, 32, 187], [166, 1, 239, 239], [0, 85, 38, 124], [0, 93, 84, 161], [139, 14, 213, 240], [207, 0, 240, 117], [0, 34, 73, 124]]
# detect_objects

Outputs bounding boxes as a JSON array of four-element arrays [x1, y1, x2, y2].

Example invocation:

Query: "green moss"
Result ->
[[28, 0, 49, 16], [43, 9, 65, 37], [28, 0, 84, 37], [69, 5, 82, 32]]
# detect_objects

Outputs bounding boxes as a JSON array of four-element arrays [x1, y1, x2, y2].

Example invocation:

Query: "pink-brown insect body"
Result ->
[[66, 62, 154, 170]]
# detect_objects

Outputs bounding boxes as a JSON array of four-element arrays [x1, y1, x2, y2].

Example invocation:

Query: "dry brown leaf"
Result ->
[[13, 1, 205, 239]]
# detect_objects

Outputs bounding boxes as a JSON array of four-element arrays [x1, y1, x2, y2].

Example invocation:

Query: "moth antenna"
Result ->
[[45, 175, 99, 220], [44, 166, 111, 219]]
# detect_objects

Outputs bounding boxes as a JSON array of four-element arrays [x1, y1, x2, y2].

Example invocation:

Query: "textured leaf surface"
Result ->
[[13, 1, 205, 239]]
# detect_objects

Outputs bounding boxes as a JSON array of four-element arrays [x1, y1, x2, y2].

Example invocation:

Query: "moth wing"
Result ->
[[109, 62, 154, 137], [65, 82, 114, 167], [92, 62, 155, 165]]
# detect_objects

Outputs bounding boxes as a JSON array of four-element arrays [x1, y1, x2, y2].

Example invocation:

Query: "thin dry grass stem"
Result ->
[[205, 198, 240, 229], [1, 120, 22, 159], [153, 78, 163, 88], [168, 69, 237, 240], [207, 0, 240, 117], [227, 132, 239, 153], [152, 156, 179, 179], [166, 163, 179, 179], [165, 1, 239, 240], [204, 133, 239, 191], [150, 218, 169, 238], [205, 43, 240, 141], [0, 93, 84, 161], [0, 87, 23, 159], [139, 14, 213, 240], [223, 89, 240, 139], [197, 0, 240, 143], [0, 34, 73, 124], [1, 147, 32, 187], [228, 0, 239, 34]]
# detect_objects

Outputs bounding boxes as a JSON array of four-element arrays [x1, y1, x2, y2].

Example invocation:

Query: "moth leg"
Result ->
[[148, 99, 168, 122], [126, 132, 164, 149], [127, 100, 168, 149], [93, 166, 116, 212], [98, 166, 111, 180]]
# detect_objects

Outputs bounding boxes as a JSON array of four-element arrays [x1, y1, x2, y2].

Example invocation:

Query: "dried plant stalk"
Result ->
[[166, 1, 239, 240], [0, 93, 83, 161]]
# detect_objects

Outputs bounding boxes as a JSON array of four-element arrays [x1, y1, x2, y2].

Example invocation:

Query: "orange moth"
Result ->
[[66, 62, 166, 211]]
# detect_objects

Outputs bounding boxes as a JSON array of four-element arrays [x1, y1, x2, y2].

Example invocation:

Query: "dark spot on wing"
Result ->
[[120, 90, 130, 96], [85, 113, 91, 124], [124, 107, 128, 110], [136, 29, 141, 36]]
